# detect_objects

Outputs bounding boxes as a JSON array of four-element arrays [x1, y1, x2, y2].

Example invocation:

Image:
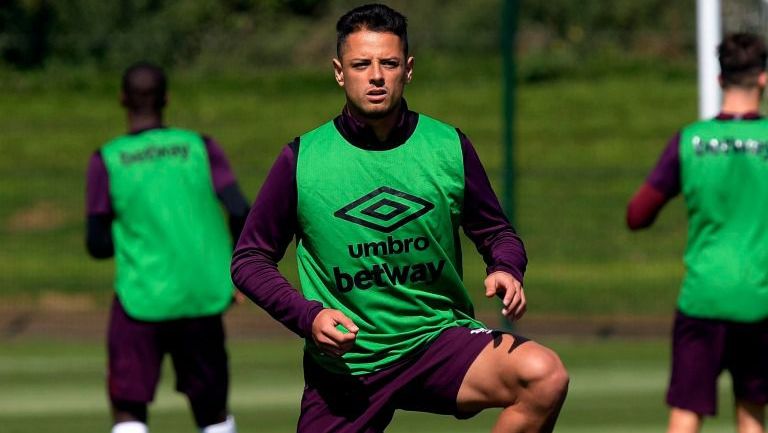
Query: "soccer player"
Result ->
[[85, 62, 249, 433], [231, 4, 568, 432], [627, 33, 768, 433]]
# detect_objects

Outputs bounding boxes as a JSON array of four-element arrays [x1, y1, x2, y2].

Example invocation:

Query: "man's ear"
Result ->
[[333, 58, 344, 87], [405, 56, 414, 84]]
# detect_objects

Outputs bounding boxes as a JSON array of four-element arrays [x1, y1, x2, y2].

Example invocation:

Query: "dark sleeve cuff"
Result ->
[[487, 264, 524, 285], [86, 214, 114, 259], [300, 304, 325, 338]]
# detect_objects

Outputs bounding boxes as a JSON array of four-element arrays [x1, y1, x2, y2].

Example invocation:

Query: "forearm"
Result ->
[[85, 152, 115, 258], [230, 141, 323, 337], [86, 214, 114, 259], [231, 250, 323, 337], [626, 183, 671, 230], [216, 182, 250, 242], [627, 134, 680, 230], [479, 230, 527, 283], [459, 130, 527, 283]]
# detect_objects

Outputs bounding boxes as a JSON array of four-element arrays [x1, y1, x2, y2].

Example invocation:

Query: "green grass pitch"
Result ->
[[0, 337, 738, 432]]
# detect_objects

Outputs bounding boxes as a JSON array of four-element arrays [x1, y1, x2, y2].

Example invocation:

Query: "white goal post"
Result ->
[[697, 0, 722, 119], [698, 0, 768, 119]]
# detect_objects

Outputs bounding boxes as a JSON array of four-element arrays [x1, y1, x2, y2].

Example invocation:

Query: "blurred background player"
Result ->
[[627, 33, 768, 433], [85, 62, 249, 433], [232, 4, 568, 432]]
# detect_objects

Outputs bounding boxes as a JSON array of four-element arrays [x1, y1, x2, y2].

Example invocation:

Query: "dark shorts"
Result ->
[[297, 326, 499, 433], [107, 297, 229, 406], [667, 310, 768, 415]]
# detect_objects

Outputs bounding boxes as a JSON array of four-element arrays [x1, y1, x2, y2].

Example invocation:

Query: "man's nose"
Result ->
[[369, 63, 384, 85]]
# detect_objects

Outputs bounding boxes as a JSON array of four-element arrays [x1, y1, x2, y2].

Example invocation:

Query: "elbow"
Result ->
[[230, 253, 246, 289], [228, 211, 249, 244], [626, 205, 654, 231], [85, 215, 115, 259], [230, 247, 257, 290], [626, 183, 669, 230], [86, 240, 114, 259]]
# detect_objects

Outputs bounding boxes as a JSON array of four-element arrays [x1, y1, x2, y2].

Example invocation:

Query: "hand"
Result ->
[[311, 309, 358, 357], [484, 271, 527, 323], [232, 290, 247, 305]]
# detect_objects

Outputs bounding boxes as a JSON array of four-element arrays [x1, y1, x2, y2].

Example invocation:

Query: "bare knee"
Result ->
[[515, 345, 569, 411]]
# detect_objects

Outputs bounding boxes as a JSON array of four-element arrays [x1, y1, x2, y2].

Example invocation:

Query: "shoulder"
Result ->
[[299, 119, 337, 142], [415, 113, 459, 136], [101, 133, 131, 152], [679, 118, 719, 136], [163, 127, 205, 141], [87, 150, 107, 171]]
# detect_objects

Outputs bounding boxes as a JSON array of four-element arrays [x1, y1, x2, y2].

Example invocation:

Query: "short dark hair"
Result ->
[[336, 3, 408, 58], [718, 33, 767, 88], [121, 62, 167, 113]]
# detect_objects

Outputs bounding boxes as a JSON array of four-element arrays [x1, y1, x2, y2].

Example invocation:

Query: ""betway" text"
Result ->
[[334, 260, 445, 292]]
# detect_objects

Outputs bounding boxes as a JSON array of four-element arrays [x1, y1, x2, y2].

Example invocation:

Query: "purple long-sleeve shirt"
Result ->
[[231, 102, 527, 339]]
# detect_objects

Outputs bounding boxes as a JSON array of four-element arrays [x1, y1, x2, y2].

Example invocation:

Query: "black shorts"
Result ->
[[107, 297, 229, 406], [666, 310, 768, 415]]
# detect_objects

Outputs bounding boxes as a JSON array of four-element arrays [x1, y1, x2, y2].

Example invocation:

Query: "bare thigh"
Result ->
[[456, 333, 564, 412]]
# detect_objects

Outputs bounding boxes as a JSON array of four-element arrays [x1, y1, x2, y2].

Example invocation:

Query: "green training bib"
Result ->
[[296, 115, 485, 374], [678, 118, 768, 322], [101, 128, 233, 321]]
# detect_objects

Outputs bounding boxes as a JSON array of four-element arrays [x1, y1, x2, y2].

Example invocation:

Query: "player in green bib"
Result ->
[[232, 4, 568, 432], [86, 63, 248, 433], [628, 34, 768, 433]]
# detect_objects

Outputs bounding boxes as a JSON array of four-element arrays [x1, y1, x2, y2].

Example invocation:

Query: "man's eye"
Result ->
[[382, 61, 399, 68], [352, 63, 367, 69]]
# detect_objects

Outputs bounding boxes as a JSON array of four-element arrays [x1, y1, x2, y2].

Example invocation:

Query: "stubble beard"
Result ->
[[348, 97, 401, 121]]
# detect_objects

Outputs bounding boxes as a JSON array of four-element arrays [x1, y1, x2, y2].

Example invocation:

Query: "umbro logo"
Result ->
[[334, 186, 434, 233]]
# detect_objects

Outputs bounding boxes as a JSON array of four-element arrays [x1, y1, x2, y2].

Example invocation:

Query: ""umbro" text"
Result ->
[[347, 235, 429, 258]]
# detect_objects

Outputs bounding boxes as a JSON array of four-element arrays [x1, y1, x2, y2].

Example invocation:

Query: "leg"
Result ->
[[112, 399, 148, 424], [728, 320, 768, 433], [190, 398, 231, 432], [297, 354, 396, 433], [169, 314, 231, 429], [667, 407, 702, 433], [735, 400, 765, 433], [107, 297, 164, 431], [666, 311, 725, 432], [456, 333, 569, 433]]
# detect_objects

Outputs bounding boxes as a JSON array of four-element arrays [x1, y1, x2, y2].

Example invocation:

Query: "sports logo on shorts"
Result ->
[[334, 186, 434, 233]]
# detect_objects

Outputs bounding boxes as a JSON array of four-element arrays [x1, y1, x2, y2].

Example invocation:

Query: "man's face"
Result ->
[[333, 30, 414, 120]]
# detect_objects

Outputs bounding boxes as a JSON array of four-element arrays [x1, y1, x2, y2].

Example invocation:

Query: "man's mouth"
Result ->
[[366, 89, 387, 103]]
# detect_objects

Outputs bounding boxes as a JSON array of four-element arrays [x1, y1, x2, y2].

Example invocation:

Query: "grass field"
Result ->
[[0, 336, 741, 433]]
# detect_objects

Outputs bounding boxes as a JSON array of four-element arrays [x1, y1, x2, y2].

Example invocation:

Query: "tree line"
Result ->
[[0, 0, 697, 71]]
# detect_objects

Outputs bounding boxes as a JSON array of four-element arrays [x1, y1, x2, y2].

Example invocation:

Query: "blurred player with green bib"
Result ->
[[232, 4, 568, 432], [86, 62, 249, 433], [628, 33, 768, 433]]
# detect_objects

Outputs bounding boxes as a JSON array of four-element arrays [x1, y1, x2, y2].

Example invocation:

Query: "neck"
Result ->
[[348, 102, 401, 142], [367, 115, 398, 142], [720, 87, 762, 115], [127, 112, 163, 133]]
